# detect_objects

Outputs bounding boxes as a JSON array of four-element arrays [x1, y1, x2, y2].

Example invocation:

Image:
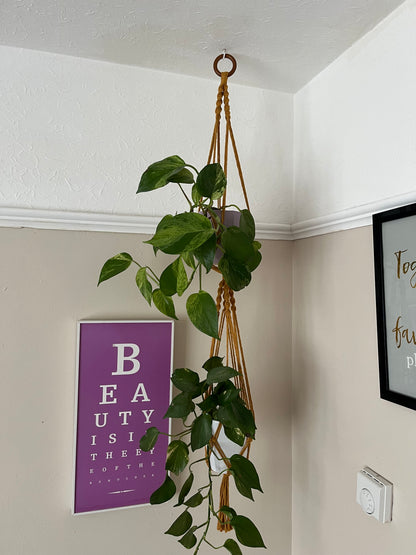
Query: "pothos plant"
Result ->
[[98, 155, 265, 554]]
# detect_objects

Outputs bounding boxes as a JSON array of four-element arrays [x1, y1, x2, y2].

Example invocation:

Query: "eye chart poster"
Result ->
[[74, 321, 173, 514]]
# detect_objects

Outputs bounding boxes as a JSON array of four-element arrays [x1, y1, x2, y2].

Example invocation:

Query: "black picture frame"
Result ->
[[373, 202, 416, 411]]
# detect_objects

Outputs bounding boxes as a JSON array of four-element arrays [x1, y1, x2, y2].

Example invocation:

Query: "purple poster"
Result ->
[[74, 320, 173, 514]]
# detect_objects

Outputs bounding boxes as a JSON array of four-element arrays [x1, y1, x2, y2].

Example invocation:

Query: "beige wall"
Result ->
[[292, 226, 416, 555], [4, 212, 415, 555], [1, 227, 292, 555]]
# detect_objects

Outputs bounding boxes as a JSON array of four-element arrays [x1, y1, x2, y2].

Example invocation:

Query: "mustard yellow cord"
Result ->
[[205, 68, 255, 532]]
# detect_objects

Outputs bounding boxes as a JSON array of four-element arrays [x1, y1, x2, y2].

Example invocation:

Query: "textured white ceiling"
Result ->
[[0, 0, 405, 92]]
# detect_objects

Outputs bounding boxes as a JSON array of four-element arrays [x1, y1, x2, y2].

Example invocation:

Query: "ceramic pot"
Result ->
[[212, 208, 241, 265]]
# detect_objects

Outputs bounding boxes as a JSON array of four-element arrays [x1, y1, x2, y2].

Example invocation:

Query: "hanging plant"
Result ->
[[98, 56, 266, 554], [99, 157, 261, 334]]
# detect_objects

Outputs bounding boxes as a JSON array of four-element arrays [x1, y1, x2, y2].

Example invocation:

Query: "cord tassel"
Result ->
[[217, 472, 233, 532]]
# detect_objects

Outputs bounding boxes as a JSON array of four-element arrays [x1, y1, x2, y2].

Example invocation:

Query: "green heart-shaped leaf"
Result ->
[[246, 249, 262, 272], [171, 368, 200, 394], [152, 289, 177, 319], [135, 267, 153, 305], [219, 506, 237, 520], [194, 233, 217, 272], [160, 263, 179, 297], [224, 538, 243, 555], [186, 291, 219, 339], [215, 380, 240, 405], [191, 184, 201, 205], [137, 155, 187, 193], [184, 492, 203, 507], [230, 515, 266, 548], [239, 209, 255, 241], [165, 510, 193, 537], [195, 163, 226, 200], [164, 391, 195, 419], [221, 227, 255, 263], [165, 440, 189, 475], [151, 215, 173, 254], [176, 258, 190, 296], [218, 254, 251, 292], [168, 168, 195, 184], [224, 426, 245, 447], [203, 356, 224, 371], [230, 455, 263, 493], [181, 251, 196, 269], [206, 366, 239, 385], [191, 413, 213, 451], [139, 427, 160, 451], [178, 527, 198, 549], [197, 394, 218, 412], [176, 472, 194, 506], [216, 399, 256, 438], [229, 454, 263, 500], [145, 212, 215, 255], [234, 475, 253, 500], [98, 253, 132, 285], [150, 474, 176, 505], [160, 257, 189, 297]]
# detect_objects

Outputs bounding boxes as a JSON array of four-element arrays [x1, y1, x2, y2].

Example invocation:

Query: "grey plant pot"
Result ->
[[212, 208, 241, 265]]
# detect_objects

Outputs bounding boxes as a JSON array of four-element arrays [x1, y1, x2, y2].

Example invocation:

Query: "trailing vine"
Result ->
[[98, 156, 265, 554]]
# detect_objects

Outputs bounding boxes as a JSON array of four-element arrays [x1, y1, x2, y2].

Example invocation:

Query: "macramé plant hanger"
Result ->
[[99, 52, 265, 554], [206, 53, 256, 533]]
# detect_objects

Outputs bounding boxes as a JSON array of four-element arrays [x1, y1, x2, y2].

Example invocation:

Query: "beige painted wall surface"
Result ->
[[292, 226, 416, 555], [1, 227, 292, 555]]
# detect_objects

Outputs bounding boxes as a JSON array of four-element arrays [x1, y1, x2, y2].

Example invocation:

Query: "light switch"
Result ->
[[356, 467, 393, 523]]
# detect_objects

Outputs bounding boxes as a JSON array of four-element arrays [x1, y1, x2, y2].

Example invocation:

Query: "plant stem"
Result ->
[[223, 203, 242, 212], [159, 429, 190, 439], [131, 260, 159, 285], [185, 164, 199, 175], [199, 264, 202, 291], [197, 483, 211, 493], [189, 456, 208, 472], [206, 207, 225, 230], [193, 446, 214, 554], [131, 259, 144, 269], [145, 266, 160, 283], [178, 183, 194, 210], [188, 264, 199, 285]]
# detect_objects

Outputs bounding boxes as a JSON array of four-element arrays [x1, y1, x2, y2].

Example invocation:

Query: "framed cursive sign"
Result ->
[[373, 203, 416, 410], [73, 320, 174, 514]]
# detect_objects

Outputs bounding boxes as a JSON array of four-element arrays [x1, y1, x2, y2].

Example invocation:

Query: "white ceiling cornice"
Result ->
[[4, 188, 416, 241]]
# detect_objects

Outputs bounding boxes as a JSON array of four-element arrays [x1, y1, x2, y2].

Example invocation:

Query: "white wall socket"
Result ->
[[356, 467, 393, 523]]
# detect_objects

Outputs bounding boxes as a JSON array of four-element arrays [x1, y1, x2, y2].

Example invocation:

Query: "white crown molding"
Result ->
[[292, 191, 416, 240], [0, 207, 160, 235], [2, 191, 416, 241], [255, 222, 292, 240], [0, 207, 291, 240]]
